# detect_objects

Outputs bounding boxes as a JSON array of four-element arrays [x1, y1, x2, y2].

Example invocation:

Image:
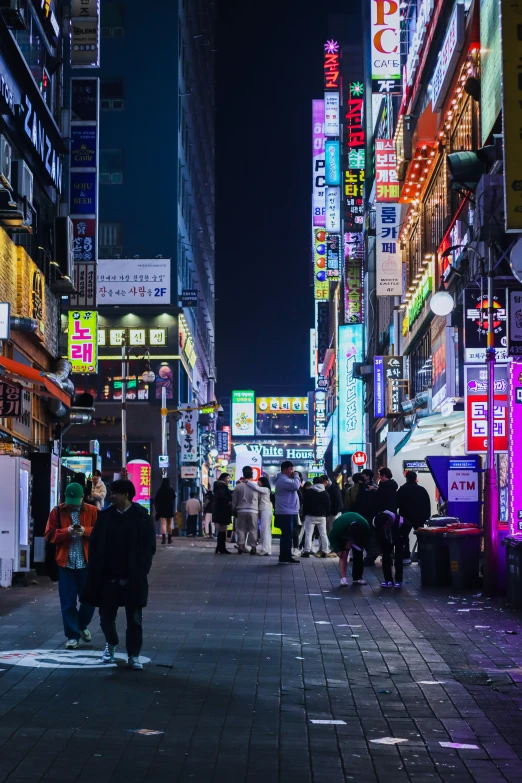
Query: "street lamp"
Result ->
[[120, 341, 155, 475]]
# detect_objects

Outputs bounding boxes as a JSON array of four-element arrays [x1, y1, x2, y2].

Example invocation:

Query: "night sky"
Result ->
[[215, 1, 345, 400]]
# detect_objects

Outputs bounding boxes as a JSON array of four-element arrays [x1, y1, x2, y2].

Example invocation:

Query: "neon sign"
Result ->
[[509, 362, 522, 533], [324, 41, 340, 90], [344, 82, 365, 231]]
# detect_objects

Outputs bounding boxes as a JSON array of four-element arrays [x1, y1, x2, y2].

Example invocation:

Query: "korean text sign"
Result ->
[[376, 203, 402, 296], [312, 100, 326, 227], [344, 82, 365, 231], [464, 288, 507, 363], [68, 310, 98, 374], [374, 357, 385, 418], [375, 139, 399, 201], [232, 390, 255, 437], [509, 361, 522, 532], [180, 404, 199, 462], [345, 233, 364, 323], [501, 0, 522, 230], [370, 0, 401, 94], [0, 382, 22, 417], [127, 460, 151, 511], [338, 325, 364, 454], [464, 365, 508, 454], [97, 259, 171, 305]]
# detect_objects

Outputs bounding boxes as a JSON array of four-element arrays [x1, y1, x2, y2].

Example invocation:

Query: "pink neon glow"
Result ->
[[324, 40, 339, 53], [509, 362, 522, 535]]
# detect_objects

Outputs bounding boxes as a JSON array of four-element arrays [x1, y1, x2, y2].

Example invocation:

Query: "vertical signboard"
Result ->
[[344, 82, 365, 231], [316, 302, 330, 364], [431, 2, 465, 112], [324, 92, 340, 136], [508, 290, 522, 356], [231, 390, 255, 437], [345, 233, 364, 324], [127, 460, 151, 511], [464, 288, 508, 363], [481, 0, 502, 144], [71, 0, 100, 68], [325, 187, 341, 233], [313, 228, 329, 300], [326, 233, 341, 280], [370, 0, 401, 94], [312, 100, 326, 227], [376, 203, 402, 296], [501, 0, 522, 231], [324, 40, 341, 89], [375, 139, 400, 202], [338, 325, 364, 454], [509, 361, 522, 532], [180, 404, 199, 462], [374, 356, 385, 418], [325, 140, 341, 185], [310, 328, 317, 379], [464, 364, 508, 453], [68, 310, 98, 373]]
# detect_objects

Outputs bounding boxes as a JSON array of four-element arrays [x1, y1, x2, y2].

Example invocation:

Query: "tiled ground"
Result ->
[[1, 540, 522, 782]]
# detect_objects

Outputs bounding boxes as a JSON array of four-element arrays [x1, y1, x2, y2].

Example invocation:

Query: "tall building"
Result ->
[[64, 0, 217, 500]]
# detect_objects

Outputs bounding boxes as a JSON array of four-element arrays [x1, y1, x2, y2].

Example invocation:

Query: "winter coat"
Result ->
[[44, 503, 98, 568], [154, 486, 176, 517], [274, 473, 301, 515], [212, 481, 232, 526], [375, 478, 399, 515], [247, 482, 272, 512], [204, 493, 214, 514], [302, 485, 331, 518], [397, 481, 431, 528], [374, 512, 404, 548], [344, 483, 360, 511], [232, 481, 260, 513], [328, 512, 371, 553], [83, 503, 156, 608], [326, 482, 344, 515], [354, 482, 378, 522], [90, 480, 107, 510]]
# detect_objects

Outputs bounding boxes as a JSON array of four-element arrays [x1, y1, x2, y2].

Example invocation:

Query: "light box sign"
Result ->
[[232, 390, 255, 437], [71, 126, 97, 167], [313, 228, 329, 300], [374, 356, 385, 418], [345, 233, 364, 324], [324, 40, 340, 89], [325, 186, 341, 233], [325, 140, 341, 185], [464, 288, 508, 363], [338, 324, 364, 454], [375, 139, 399, 201], [68, 310, 98, 374], [326, 233, 341, 280], [216, 430, 230, 455], [312, 99, 326, 227], [72, 218, 96, 262], [431, 2, 465, 112], [180, 404, 199, 462], [464, 364, 508, 454], [501, 0, 522, 231], [256, 397, 308, 413], [127, 460, 151, 512], [344, 82, 365, 231], [510, 361, 522, 532], [70, 262, 96, 307], [508, 290, 522, 356], [376, 203, 402, 296], [324, 92, 340, 136], [97, 259, 171, 305], [370, 0, 401, 94]]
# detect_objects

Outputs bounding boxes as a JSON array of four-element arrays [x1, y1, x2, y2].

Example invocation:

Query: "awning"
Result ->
[[394, 411, 465, 456], [0, 356, 70, 407]]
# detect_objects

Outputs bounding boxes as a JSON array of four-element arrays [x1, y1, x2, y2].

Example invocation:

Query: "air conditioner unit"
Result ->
[[13, 160, 33, 205], [0, 137, 12, 189], [54, 216, 74, 278], [0, 0, 27, 29]]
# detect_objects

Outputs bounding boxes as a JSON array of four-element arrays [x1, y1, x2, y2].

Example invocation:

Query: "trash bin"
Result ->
[[503, 536, 522, 609], [446, 529, 482, 590], [416, 527, 452, 587], [426, 516, 460, 528]]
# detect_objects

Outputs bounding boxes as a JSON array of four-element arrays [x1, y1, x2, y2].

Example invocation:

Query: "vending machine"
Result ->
[[0, 456, 31, 572], [30, 453, 60, 567]]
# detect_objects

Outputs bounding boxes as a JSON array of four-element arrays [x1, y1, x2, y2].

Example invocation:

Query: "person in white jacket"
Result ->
[[89, 470, 107, 510], [248, 475, 273, 556]]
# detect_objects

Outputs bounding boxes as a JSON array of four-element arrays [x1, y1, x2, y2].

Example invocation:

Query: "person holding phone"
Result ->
[[44, 483, 98, 649]]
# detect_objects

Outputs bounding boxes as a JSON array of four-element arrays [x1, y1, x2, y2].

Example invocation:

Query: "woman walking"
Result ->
[[154, 477, 176, 545], [213, 473, 232, 554], [248, 475, 273, 556]]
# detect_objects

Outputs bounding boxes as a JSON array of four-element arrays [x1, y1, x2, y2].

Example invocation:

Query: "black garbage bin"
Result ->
[[416, 527, 451, 587], [446, 529, 482, 589], [504, 536, 522, 609]]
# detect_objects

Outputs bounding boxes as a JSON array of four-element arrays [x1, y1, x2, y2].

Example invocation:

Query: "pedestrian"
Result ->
[[185, 492, 201, 537], [397, 471, 432, 563], [86, 470, 107, 510], [44, 482, 98, 649], [354, 469, 379, 566], [373, 511, 406, 587], [84, 479, 156, 669], [293, 470, 304, 556], [328, 511, 370, 586], [203, 490, 215, 537], [375, 467, 399, 514], [274, 460, 302, 564], [154, 477, 176, 545], [248, 475, 273, 556], [213, 473, 232, 554], [344, 472, 364, 510], [326, 473, 344, 534], [301, 475, 331, 558], [231, 466, 260, 554]]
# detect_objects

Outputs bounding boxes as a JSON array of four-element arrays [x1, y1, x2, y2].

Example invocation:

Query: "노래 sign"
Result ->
[[68, 310, 98, 374]]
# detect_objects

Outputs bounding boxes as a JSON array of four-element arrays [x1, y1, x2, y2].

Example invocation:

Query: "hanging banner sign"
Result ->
[[312, 99, 326, 227], [370, 0, 401, 93], [325, 140, 341, 185], [326, 233, 341, 280], [376, 203, 402, 296], [501, 0, 522, 230], [344, 82, 365, 231], [324, 91, 340, 136], [345, 233, 364, 324], [313, 228, 329, 300], [464, 364, 508, 454], [180, 404, 199, 462], [374, 356, 385, 418], [464, 288, 508, 363], [68, 310, 98, 373], [325, 186, 341, 233], [375, 139, 399, 202]]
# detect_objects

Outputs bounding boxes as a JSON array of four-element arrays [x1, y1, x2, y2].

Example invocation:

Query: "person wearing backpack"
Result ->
[[44, 483, 98, 649]]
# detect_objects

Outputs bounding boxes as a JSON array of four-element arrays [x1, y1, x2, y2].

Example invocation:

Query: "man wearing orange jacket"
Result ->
[[45, 483, 98, 649]]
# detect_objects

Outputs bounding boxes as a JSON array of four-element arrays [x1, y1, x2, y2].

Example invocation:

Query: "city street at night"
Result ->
[[2, 544, 522, 782]]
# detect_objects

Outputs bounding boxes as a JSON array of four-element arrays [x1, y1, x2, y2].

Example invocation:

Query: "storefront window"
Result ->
[[14, 15, 56, 115], [256, 412, 309, 436], [406, 218, 422, 287]]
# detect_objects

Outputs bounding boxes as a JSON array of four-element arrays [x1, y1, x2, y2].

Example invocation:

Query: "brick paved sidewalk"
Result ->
[[1, 540, 522, 782]]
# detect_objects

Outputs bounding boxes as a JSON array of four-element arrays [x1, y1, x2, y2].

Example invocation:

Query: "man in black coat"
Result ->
[[326, 475, 344, 534], [84, 479, 156, 670], [397, 470, 432, 562]]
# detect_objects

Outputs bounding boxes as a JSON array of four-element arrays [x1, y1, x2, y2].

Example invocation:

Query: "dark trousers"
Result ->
[[402, 521, 414, 559], [381, 540, 403, 584], [99, 581, 143, 656], [292, 515, 301, 549], [352, 548, 364, 581], [58, 566, 95, 640], [186, 515, 198, 536], [275, 514, 294, 561]]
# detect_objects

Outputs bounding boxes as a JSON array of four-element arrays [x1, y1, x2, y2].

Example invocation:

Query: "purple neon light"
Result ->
[[509, 361, 522, 535], [324, 40, 339, 53]]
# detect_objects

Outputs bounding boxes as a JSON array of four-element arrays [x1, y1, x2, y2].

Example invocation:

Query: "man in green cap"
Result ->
[[45, 482, 99, 649]]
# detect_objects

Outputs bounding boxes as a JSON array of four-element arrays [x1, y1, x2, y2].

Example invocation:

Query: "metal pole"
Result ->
[[483, 242, 498, 595], [161, 385, 167, 478], [121, 339, 127, 476]]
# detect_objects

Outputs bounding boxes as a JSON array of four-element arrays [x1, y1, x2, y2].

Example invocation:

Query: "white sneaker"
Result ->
[[65, 638, 79, 649], [102, 643, 116, 663], [127, 656, 143, 670], [340, 577, 348, 586], [80, 629, 91, 643]]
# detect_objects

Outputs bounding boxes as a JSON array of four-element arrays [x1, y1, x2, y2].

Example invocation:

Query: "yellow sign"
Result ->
[[256, 397, 309, 414], [129, 328, 146, 346], [68, 310, 98, 374], [501, 0, 522, 230]]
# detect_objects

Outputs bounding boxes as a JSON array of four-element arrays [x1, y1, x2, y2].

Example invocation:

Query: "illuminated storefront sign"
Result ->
[[232, 390, 255, 437], [179, 314, 197, 369], [325, 186, 341, 233], [465, 365, 508, 454], [345, 233, 364, 323], [464, 288, 507, 363], [374, 356, 385, 418], [406, 0, 436, 87], [312, 99, 326, 227], [501, 0, 522, 230], [71, 0, 100, 68], [375, 139, 399, 201], [180, 404, 199, 461], [310, 328, 317, 379], [314, 390, 329, 459], [370, 0, 401, 94], [338, 324, 364, 454], [127, 460, 151, 511], [376, 203, 402, 296], [21, 95, 63, 190], [404, 267, 432, 331], [68, 310, 98, 373], [326, 233, 341, 280], [431, 2, 465, 112], [325, 140, 340, 185], [344, 82, 365, 231], [324, 40, 340, 89], [256, 397, 308, 413], [313, 228, 329, 299], [324, 92, 340, 136], [481, 0, 502, 145], [510, 361, 522, 532]]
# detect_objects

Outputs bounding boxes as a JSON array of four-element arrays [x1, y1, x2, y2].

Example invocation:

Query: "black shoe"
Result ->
[[250, 547, 257, 556], [301, 551, 311, 558], [161, 534, 166, 545], [168, 534, 172, 544], [279, 558, 301, 564]]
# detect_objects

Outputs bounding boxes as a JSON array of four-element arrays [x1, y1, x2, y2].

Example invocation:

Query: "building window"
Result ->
[[100, 150, 123, 185], [423, 158, 450, 255], [101, 78, 124, 111], [99, 222, 123, 258], [410, 331, 432, 398], [406, 218, 422, 288], [101, 3, 124, 38]]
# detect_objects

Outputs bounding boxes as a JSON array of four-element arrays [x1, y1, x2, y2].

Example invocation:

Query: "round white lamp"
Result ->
[[430, 289, 454, 316]]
